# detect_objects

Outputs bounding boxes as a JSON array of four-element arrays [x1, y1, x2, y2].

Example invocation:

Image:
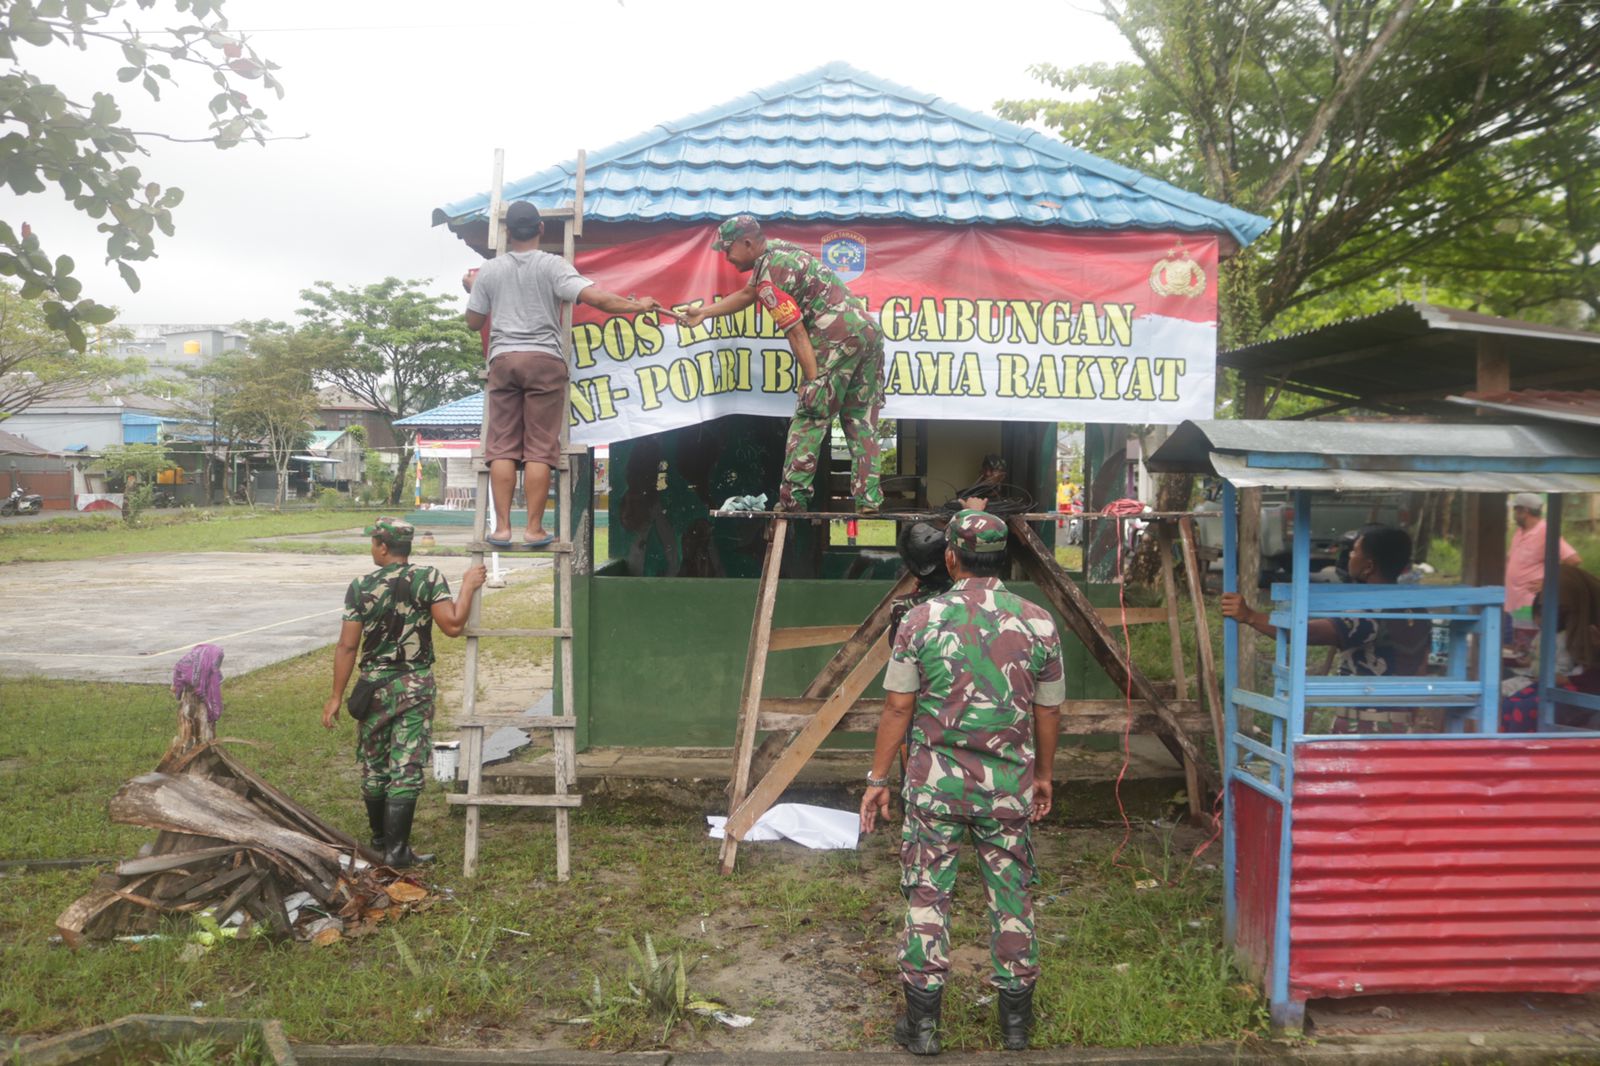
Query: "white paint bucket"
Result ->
[[431, 740, 460, 783]]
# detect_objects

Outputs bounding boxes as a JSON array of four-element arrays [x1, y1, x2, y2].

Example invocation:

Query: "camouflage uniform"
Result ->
[[343, 558, 454, 801], [882, 511, 1067, 992], [714, 217, 884, 511]]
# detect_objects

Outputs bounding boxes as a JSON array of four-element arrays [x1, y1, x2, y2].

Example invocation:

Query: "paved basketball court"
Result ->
[[1, 548, 545, 683]]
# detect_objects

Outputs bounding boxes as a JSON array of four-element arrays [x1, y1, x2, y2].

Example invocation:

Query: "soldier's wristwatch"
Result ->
[[865, 772, 890, 788]]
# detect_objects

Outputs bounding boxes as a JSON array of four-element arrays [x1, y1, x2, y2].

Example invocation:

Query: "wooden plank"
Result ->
[[1179, 517, 1228, 764], [720, 521, 789, 874], [769, 624, 859, 651], [1006, 517, 1219, 799], [1155, 521, 1201, 820], [446, 793, 584, 808], [1097, 606, 1171, 627], [553, 207, 580, 886], [458, 715, 577, 730], [757, 697, 1210, 735], [115, 845, 240, 877], [464, 627, 572, 639], [724, 634, 891, 846]]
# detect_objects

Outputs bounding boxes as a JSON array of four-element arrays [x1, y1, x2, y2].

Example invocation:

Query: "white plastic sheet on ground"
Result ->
[[706, 803, 859, 850]]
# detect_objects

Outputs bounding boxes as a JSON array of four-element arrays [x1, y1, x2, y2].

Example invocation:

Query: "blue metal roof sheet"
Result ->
[[432, 62, 1269, 246], [394, 392, 483, 427]]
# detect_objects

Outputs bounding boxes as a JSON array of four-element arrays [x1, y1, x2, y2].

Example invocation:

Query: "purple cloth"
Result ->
[[172, 644, 226, 723]]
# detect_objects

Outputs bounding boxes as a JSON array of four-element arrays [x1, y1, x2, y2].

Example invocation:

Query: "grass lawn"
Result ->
[[0, 584, 1262, 1053], [0, 508, 390, 564]]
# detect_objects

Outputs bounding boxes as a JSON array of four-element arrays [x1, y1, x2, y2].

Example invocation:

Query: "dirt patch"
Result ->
[[1310, 992, 1600, 1039]]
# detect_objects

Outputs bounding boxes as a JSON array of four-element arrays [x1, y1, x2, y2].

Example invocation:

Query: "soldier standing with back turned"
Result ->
[[861, 510, 1065, 1054], [322, 517, 485, 867]]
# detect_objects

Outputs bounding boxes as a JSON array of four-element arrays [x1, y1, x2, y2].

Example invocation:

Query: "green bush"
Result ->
[[315, 486, 345, 510]]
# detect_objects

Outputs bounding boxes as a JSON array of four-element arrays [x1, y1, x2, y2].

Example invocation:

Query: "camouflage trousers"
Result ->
[[899, 803, 1038, 992], [777, 323, 885, 512], [356, 670, 436, 801]]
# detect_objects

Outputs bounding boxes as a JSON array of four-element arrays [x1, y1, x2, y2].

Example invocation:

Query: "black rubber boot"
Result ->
[[382, 797, 434, 867], [892, 982, 942, 1055], [997, 985, 1034, 1051], [363, 796, 387, 851]]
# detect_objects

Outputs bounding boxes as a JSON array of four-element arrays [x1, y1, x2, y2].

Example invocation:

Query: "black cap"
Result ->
[[504, 201, 542, 240]]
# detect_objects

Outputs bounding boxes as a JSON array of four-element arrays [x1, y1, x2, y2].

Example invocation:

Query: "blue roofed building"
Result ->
[[425, 61, 1266, 578]]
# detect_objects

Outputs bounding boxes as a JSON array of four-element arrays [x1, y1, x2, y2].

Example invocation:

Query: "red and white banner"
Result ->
[[567, 222, 1217, 446]]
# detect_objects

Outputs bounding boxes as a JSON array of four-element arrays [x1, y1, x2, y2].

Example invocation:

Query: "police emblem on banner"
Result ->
[[821, 230, 867, 282], [1149, 244, 1207, 298]]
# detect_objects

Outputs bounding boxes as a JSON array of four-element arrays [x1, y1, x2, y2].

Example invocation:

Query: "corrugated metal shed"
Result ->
[[1221, 303, 1600, 414], [432, 62, 1269, 247], [393, 392, 483, 428], [0, 428, 54, 456], [1146, 418, 1600, 492], [1290, 739, 1600, 1000]]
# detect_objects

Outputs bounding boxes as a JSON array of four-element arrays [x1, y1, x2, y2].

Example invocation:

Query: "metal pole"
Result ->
[[1221, 481, 1239, 947], [1538, 493, 1564, 730]]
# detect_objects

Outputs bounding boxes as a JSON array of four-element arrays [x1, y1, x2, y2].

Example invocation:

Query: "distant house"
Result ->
[[108, 323, 246, 382], [316, 386, 396, 451], [305, 428, 364, 488], [0, 428, 79, 511], [1, 386, 182, 453]]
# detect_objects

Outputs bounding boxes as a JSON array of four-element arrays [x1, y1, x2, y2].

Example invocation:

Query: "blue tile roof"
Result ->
[[394, 392, 482, 427], [433, 62, 1269, 246]]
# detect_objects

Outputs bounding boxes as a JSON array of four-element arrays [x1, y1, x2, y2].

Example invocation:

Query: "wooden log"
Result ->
[[116, 845, 241, 877], [1179, 517, 1228, 762]]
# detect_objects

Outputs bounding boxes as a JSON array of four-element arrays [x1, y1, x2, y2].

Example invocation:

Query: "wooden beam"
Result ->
[[756, 697, 1210, 736], [1179, 517, 1228, 764], [769, 624, 860, 651], [1007, 518, 1220, 799], [719, 521, 789, 874]]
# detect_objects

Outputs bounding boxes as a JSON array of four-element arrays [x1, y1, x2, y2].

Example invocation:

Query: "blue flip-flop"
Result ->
[[484, 534, 514, 549], [521, 534, 555, 550]]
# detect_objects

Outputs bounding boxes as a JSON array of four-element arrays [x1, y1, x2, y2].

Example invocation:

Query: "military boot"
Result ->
[[997, 985, 1034, 1051], [892, 982, 942, 1056], [364, 795, 387, 852], [382, 797, 434, 867]]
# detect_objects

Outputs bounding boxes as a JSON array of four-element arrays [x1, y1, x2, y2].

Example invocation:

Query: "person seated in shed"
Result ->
[[1501, 564, 1600, 732], [1221, 525, 1432, 733]]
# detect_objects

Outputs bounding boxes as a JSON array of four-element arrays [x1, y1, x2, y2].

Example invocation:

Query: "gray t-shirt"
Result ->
[[466, 250, 593, 362]]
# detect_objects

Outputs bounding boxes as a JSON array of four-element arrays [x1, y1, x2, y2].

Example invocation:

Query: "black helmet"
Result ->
[[898, 521, 948, 578]]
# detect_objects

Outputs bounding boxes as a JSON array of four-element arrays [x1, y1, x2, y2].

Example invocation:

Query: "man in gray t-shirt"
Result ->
[[465, 201, 664, 548]]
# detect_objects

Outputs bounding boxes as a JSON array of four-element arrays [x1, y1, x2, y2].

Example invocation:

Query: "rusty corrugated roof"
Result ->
[[1448, 389, 1600, 428]]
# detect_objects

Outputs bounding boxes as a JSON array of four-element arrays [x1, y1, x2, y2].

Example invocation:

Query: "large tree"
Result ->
[[297, 278, 482, 505], [997, 0, 1600, 338], [210, 324, 329, 507], [0, 281, 137, 418], [0, 0, 283, 348]]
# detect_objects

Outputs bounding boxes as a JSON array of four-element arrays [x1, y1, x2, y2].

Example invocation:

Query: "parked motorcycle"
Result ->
[[1, 484, 43, 516]]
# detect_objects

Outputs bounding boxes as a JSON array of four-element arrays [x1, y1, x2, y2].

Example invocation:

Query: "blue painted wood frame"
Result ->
[[1269, 490, 1311, 1029]]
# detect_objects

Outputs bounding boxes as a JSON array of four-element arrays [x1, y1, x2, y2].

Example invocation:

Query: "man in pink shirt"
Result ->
[[1506, 492, 1579, 645]]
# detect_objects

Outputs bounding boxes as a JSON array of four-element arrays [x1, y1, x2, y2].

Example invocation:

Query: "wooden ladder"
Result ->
[[448, 148, 587, 881], [717, 513, 1220, 874]]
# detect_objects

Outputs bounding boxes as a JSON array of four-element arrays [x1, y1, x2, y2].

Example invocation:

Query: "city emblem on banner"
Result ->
[[821, 230, 867, 282], [1149, 243, 1207, 298]]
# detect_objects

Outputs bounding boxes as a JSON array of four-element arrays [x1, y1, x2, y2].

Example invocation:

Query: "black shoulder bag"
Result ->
[[346, 568, 416, 721]]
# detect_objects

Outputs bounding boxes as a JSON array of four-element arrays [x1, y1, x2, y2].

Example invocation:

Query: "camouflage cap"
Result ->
[[365, 515, 414, 547], [946, 508, 1007, 553], [712, 214, 763, 251]]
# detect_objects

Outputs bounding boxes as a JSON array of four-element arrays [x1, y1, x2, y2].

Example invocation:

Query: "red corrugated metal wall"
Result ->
[[1291, 739, 1600, 999], [1233, 779, 1283, 983]]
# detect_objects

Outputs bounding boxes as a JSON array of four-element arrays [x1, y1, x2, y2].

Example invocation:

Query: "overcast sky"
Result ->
[[5, 0, 1132, 328]]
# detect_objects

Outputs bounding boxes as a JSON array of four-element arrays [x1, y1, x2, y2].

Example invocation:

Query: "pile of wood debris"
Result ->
[[57, 679, 434, 946]]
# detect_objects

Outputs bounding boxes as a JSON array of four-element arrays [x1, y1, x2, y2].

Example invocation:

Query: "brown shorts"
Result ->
[[484, 351, 567, 466]]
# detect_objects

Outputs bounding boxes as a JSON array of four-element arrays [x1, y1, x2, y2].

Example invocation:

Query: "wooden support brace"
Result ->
[[1006, 517, 1220, 801], [719, 521, 789, 874], [722, 634, 892, 859], [1179, 517, 1228, 762]]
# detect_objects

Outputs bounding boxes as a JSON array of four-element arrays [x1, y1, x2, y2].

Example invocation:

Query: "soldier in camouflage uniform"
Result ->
[[861, 510, 1066, 1055], [679, 215, 885, 514], [322, 517, 485, 867]]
